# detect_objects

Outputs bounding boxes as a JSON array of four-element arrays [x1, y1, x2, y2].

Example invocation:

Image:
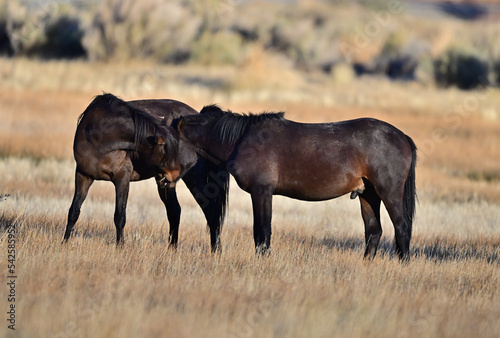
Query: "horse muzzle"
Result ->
[[157, 168, 181, 188]]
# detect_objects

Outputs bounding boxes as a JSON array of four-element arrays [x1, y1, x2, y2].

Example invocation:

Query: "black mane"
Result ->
[[128, 97, 179, 162], [198, 105, 285, 144]]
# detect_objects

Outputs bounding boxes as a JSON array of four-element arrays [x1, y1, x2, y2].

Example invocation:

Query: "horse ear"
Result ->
[[176, 117, 185, 133]]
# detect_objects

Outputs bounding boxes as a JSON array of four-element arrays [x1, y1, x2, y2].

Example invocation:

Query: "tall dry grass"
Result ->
[[4, 179, 500, 338], [0, 156, 499, 338], [0, 58, 499, 337]]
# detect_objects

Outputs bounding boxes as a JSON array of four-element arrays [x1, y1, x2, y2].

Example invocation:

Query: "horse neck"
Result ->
[[188, 128, 234, 166], [197, 137, 234, 166]]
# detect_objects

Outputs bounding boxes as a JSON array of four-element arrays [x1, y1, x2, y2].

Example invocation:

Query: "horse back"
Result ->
[[231, 117, 412, 200], [129, 99, 198, 127]]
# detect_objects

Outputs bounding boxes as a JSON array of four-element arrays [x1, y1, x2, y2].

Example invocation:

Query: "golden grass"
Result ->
[[0, 161, 499, 337], [0, 59, 499, 337]]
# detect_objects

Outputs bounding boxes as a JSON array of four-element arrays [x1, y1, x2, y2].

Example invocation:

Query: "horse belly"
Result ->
[[275, 175, 364, 201]]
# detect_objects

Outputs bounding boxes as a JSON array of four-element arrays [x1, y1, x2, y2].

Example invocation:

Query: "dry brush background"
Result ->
[[1, 1, 500, 338]]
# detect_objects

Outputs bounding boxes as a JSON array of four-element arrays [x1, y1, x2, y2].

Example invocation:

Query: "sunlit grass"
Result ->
[[0, 58, 499, 337], [1, 155, 499, 338]]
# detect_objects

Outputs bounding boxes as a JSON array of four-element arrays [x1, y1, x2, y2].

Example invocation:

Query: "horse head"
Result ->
[[146, 128, 181, 185]]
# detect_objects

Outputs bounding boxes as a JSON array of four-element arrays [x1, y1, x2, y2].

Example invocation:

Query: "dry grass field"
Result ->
[[0, 57, 499, 338]]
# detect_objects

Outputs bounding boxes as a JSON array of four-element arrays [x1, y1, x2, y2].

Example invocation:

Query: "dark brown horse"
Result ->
[[63, 94, 229, 250], [176, 105, 417, 260]]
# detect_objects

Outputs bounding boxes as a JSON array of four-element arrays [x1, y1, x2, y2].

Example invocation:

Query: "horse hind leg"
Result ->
[[369, 181, 411, 261], [384, 198, 411, 262], [358, 182, 382, 259], [374, 181, 411, 261], [63, 170, 94, 242]]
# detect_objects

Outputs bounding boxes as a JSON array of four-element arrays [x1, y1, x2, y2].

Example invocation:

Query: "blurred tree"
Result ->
[[434, 46, 489, 89]]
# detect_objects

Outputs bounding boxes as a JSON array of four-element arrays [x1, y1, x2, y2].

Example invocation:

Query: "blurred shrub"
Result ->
[[38, 14, 85, 58], [434, 45, 489, 89], [232, 43, 301, 90], [366, 32, 426, 80], [379, 32, 406, 57], [1, 0, 499, 90], [493, 59, 500, 86], [0, 0, 13, 56], [330, 62, 355, 84], [262, 6, 342, 71], [4, 1, 85, 58], [189, 30, 245, 65], [83, 0, 202, 62], [414, 55, 435, 85]]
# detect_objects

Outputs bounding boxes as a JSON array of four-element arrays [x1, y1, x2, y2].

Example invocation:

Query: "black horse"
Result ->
[[176, 105, 417, 260], [63, 94, 229, 251]]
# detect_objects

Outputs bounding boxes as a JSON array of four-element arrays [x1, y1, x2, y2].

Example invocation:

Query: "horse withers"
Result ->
[[176, 105, 417, 261], [63, 94, 229, 250]]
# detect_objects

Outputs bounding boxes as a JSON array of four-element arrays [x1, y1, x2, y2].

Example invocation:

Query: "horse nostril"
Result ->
[[165, 169, 181, 183]]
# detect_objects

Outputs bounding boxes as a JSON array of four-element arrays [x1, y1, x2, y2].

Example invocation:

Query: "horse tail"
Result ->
[[403, 135, 417, 238], [205, 160, 230, 229]]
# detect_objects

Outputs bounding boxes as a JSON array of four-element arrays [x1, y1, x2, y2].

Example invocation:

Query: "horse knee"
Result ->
[[364, 231, 382, 259]]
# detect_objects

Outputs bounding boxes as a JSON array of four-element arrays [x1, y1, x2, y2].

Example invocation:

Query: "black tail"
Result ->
[[403, 135, 417, 238]]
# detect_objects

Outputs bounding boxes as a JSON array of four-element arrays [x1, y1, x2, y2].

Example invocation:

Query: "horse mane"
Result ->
[[198, 105, 285, 144], [132, 100, 179, 162], [78, 93, 178, 160]]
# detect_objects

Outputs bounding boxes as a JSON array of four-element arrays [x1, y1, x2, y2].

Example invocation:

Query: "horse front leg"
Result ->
[[113, 173, 131, 246], [251, 186, 273, 255], [156, 178, 181, 249], [182, 160, 228, 253], [63, 170, 94, 243]]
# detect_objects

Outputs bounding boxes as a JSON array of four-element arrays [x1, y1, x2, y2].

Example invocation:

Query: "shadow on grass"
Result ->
[[0, 214, 16, 232], [0, 213, 111, 243], [320, 235, 499, 264], [3, 214, 499, 265], [0, 212, 174, 250]]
